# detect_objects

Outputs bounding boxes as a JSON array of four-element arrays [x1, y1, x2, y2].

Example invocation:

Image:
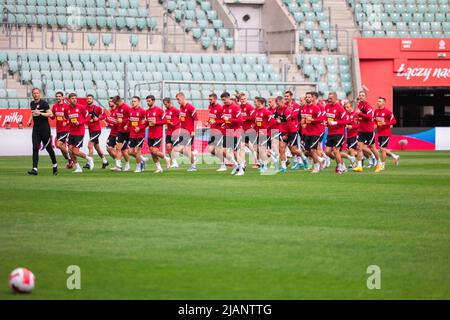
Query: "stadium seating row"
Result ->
[[1, 0, 158, 31], [348, 0, 450, 37], [295, 54, 352, 99], [281, 0, 338, 52], [1, 51, 291, 108], [162, 0, 234, 51]]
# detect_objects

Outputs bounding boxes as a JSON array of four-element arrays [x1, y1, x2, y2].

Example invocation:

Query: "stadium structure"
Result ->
[[0, 0, 449, 150]]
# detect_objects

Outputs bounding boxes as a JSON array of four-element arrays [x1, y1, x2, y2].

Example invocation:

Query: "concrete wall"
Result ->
[[261, 0, 297, 54]]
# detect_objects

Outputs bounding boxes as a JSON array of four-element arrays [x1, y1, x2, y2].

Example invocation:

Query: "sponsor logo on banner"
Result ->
[[395, 64, 450, 82], [0, 110, 29, 127]]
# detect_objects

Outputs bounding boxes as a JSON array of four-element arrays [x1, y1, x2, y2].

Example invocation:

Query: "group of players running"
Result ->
[[27, 87, 400, 176]]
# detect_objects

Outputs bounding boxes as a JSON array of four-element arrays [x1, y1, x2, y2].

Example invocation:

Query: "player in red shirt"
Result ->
[[266, 97, 281, 167], [206, 93, 226, 172], [111, 96, 131, 172], [145, 95, 167, 173], [300, 92, 324, 173], [51, 91, 72, 168], [341, 100, 358, 168], [221, 91, 245, 176], [162, 97, 180, 169], [105, 97, 117, 159], [283, 91, 307, 171], [174, 92, 199, 171], [273, 96, 291, 172], [239, 93, 258, 168], [253, 97, 274, 173], [65, 93, 92, 173], [374, 97, 399, 170], [123, 96, 146, 173], [324, 92, 348, 174], [353, 90, 382, 173], [84, 94, 108, 170], [312, 91, 330, 169]]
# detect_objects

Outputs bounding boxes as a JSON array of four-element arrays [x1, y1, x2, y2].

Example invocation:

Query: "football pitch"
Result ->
[[0, 151, 449, 300]]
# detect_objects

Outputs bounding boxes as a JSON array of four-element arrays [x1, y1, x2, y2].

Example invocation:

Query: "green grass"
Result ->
[[0, 152, 449, 299]]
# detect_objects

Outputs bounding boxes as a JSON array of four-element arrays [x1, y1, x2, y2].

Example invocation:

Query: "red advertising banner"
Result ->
[[0, 108, 211, 128], [357, 38, 450, 112], [0, 109, 31, 128]]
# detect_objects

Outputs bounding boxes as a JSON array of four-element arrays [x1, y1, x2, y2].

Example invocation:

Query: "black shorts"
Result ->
[[300, 134, 306, 148], [378, 136, 390, 148], [256, 134, 270, 147], [171, 135, 192, 147], [288, 132, 299, 146], [224, 135, 242, 150], [326, 134, 345, 148], [89, 131, 101, 144], [208, 134, 224, 148], [56, 131, 69, 142], [68, 135, 84, 148], [148, 137, 162, 148], [358, 132, 376, 145], [129, 137, 145, 148], [346, 136, 358, 150], [107, 135, 117, 148], [117, 132, 130, 145], [166, 134, 173, 145], [303, 135, 321, 151]]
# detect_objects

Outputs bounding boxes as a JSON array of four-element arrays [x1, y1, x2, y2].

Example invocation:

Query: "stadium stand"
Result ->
[[1, 51, 286, 108], [295, 54, 352, 99], [0, 0, 158, 32], [1, 0, 388, 109], [161, 0, 234, 50], [347, 0, 450, 38], [281, 0, 338, 52]]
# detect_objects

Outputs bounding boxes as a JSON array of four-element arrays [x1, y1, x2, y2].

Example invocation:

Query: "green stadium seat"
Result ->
[[129, 34, 139, 48]]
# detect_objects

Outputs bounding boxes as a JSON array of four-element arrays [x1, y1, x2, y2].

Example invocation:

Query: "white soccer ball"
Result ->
[[9, 268, 35, 293]]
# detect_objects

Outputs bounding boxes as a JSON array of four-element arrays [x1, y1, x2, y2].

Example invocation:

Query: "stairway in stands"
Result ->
[[323, 0, 360, 54]]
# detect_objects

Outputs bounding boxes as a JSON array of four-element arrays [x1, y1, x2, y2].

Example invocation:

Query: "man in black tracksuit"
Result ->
[[27, 88, 58, 176]]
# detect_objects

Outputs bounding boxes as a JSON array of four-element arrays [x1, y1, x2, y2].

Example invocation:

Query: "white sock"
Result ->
[[282, 160, 287, 169], [53, 163, 58, 168], [101, 157, 107, 164], [358, 160, 362, 167], [156, 162, 162, 171], [172, 159, 178, 166], [75, 163, 81, 170], [314, 163, 320, 170], [33, 167, 38, 171], [115, 159, 121, 167]]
